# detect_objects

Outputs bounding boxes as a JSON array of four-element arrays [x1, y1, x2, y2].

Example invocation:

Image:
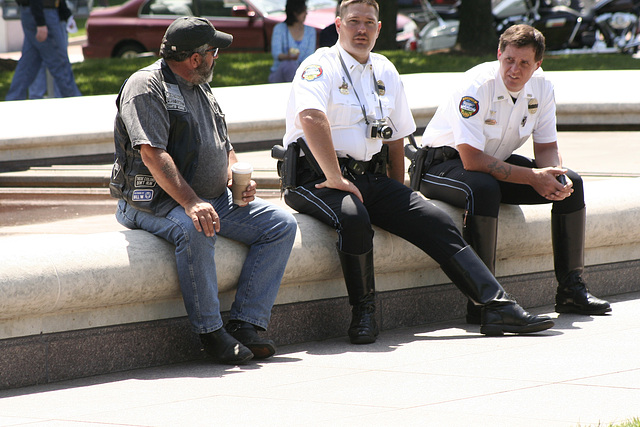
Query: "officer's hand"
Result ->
[[532, 167, 573, 201], [36, 26, 48, 42], [186, 199, 220, 237], [316, 176, 363, 203]]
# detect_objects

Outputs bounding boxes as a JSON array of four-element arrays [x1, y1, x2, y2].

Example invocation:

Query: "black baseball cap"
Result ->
[[162, 16, 233, 52]]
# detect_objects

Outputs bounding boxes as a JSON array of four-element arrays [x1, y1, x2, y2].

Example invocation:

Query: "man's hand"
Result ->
[[531, 167, 573, 201], [185, 199, 220, 237], [228, 178, 257, 205], [299, 108, 364, 202], [315, 175, 363, 202], [36, 26, 48, 42]]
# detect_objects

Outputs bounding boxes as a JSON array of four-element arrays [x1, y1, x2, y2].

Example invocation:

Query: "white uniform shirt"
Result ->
[[283, 44, 416, 162], [421, 61, 557, 161]]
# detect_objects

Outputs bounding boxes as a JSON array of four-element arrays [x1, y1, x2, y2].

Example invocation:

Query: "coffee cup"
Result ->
[[231, 162, 253, 207]]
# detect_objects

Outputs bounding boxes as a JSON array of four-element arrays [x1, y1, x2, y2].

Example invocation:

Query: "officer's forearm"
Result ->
[[299, 109, 343, 181], [459, 143, 535, 185], [533, 141, 562, 168]]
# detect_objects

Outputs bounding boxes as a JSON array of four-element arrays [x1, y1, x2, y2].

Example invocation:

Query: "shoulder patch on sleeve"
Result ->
[[301, 65, 323, 81], [459, 96, 479, 119]]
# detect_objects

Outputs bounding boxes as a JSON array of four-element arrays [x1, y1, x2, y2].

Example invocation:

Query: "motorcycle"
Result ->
[[407, 0, 460, 52], [493, 0, 640, 54]]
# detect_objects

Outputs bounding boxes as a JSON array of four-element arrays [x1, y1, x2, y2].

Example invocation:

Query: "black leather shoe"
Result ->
[[200, 328, 253, 365], [226, 321, 276, 359], [348, 303, 379, 344], [481, 302, 555, 336], [555, 278, 612, 315]]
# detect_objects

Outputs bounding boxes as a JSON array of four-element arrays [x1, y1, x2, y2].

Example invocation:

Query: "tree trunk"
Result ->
[[457, 0, 497, 55], [376, 1, 398, 51]]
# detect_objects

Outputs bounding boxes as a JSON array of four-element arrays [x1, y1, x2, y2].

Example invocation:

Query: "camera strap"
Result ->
[[337, 49, 384, 125]]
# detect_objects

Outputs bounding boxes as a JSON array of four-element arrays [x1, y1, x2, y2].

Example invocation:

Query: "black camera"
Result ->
[[367, 119, 393, 140]]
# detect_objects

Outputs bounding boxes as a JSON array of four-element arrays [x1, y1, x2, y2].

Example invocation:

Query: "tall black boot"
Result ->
[[337, 247, 379, 344], [552, 208, 611, 315], [462, 214, 499, 325], [440, 246, 554, 336]]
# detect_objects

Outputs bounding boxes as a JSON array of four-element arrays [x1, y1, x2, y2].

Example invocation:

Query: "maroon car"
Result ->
[[83, 0, 418, 58]]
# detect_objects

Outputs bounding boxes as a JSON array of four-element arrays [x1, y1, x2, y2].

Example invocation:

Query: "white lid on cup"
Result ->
[[231, 162, 253, 174]]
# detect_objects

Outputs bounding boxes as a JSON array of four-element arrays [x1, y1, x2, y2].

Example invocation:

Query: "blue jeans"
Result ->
[[5, 7, 81, 101], [29, 21, 69, 99], [116, 192, 297, 334]]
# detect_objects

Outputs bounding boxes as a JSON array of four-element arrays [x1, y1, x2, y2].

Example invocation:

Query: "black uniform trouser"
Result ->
[[419, 154, 585, 218], [284, 168, 466, 264]]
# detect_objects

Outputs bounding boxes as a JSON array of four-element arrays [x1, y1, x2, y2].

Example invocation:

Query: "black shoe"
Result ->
[[200, 328, 253, 365], [226, 321, 277, 359], [480, 302, 555, 336], [555, 278, 612, 315], [348, 302, 379, 344]]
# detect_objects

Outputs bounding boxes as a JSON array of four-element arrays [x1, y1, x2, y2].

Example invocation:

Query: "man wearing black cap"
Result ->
[[110, 17, 297, 365]]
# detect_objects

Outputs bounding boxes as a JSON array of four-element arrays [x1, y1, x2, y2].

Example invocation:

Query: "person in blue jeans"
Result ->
[[110, 17, 297, 365], [6, 0, 81, 101], [29, 0, 76, 99]]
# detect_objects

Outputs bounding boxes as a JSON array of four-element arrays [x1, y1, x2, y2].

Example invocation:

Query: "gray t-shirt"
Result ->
[[119, 62, 232, 199]]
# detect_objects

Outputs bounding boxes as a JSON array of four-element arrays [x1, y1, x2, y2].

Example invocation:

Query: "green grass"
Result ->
[[582, 419, 640, 427], [384, 50, 640, 73], [1, 50, 638, 99]]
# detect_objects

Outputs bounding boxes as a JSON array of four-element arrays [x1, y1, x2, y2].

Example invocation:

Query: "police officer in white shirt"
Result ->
[[419, 24, 610, 324], [282, 0, 554, 344]]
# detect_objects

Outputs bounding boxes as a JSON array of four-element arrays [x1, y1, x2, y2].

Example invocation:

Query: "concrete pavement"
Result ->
[[0, 291, 638, 426]]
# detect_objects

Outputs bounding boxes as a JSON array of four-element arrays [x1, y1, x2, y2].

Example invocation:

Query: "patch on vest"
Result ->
[[135, 174, 156, 187], [132, 189, 154, 201], [164, 82, 186, 111], [459, 96, 479, 118]]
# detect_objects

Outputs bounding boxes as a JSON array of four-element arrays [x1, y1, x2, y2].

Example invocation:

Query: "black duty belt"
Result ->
[[338, 157, 372, 175], [428, 146, 460, 162], [338, 149, 387, 176]]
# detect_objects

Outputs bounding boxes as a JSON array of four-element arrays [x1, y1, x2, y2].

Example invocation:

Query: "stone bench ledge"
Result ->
[[1, 178, 639, 342]]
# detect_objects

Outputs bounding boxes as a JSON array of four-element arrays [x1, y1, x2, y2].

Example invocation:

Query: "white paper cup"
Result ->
[[231, 162, 253, 206]]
